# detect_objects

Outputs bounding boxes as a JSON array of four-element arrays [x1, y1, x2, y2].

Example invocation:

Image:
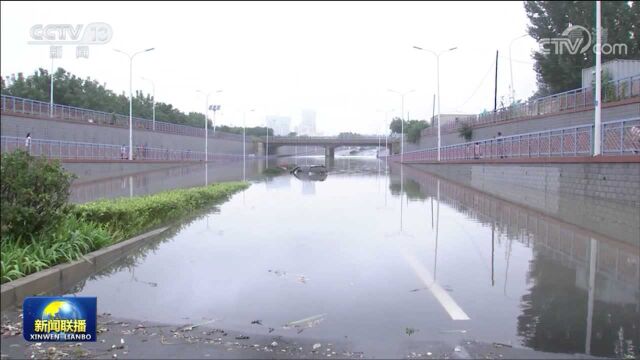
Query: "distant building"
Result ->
[[266, 116, 292, 136], [581, 59, 640, 89], [297, 109, 317, 136], [430, 113, 474, 127]]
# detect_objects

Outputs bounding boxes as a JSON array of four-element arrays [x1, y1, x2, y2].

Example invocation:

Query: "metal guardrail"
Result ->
[[0, 136, 250, 162], [422, 75, 640, 137], [0, 95, 246, 141], [390, 118, 640, 162]]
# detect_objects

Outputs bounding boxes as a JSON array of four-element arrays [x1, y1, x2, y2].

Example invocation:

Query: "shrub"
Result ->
[[458, 122, 473, 141], [74, 182, 249, 240], [1, 216, 111, 283], [0, 150, 76, 242]]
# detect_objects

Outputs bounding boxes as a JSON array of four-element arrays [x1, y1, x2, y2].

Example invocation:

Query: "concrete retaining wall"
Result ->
[[0, 227, 169, 310], [418, 101, 640, 149], [1, 114, 254, 154], [404, 162, 640, 247]]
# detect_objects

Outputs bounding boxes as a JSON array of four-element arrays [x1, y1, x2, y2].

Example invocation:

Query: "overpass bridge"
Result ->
[[260, 135, 400, 158]]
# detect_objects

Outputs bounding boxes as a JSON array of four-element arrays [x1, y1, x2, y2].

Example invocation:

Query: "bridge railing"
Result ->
[[391, 118, 640, 162], [422, 74, 640, 137], [0, 136, 252, 162], [0, 94, 246, 141]]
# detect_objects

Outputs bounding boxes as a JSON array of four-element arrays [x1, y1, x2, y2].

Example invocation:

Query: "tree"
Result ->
[[0, 67, 218, 130], [458, 122, 473, 141], [525, 1, 639, 96], [389, 117, 403, 134], [389, 117, 429, 143]]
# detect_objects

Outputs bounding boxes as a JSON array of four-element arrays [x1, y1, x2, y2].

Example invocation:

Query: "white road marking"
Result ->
[[402, 249, 471, 321]]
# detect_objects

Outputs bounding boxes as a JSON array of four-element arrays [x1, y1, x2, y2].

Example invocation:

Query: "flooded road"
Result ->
[[50, 157, 638, 358], [2, 157, 638, 358]]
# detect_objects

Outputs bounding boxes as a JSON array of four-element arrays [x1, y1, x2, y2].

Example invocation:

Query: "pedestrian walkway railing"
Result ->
[[0, 136, 251, 162], [421, 75, 640, 137], [390, 118, 640, 162], [0, 94, 246, 141]]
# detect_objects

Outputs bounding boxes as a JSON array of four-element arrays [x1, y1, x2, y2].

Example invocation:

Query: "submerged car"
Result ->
[[290, 165, 328, 181]]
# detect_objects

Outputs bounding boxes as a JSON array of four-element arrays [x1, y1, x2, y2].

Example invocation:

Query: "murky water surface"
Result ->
[[65, 157, 638, 358]]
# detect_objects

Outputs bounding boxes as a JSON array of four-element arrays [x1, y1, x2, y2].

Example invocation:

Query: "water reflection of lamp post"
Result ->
[[434, 179, 440, 280], [388, 90, 415, 163], [491, 221, 495, 287], [585, 238, 598, 355]]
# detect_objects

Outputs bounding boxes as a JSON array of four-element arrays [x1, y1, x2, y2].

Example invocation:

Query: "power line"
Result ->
[[454, 59, 496, 112]]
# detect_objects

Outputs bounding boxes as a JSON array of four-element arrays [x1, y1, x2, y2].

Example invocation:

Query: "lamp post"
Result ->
[[508, 34, 528, 104], [197, 90, 212, 162], [594, 0, 602, 156], [384, 108, 395, 168], [114, 47, 155, 160], [265, 119, 270, 168], [211, 90, 223, 134], [49, 51, 61, 117], [141, 77, 155, 131], [388, 90, 415, 163], [413, 45, 457, 161]]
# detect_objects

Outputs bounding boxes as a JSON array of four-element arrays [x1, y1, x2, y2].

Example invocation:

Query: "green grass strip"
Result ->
[[1, 182, 249, 283]]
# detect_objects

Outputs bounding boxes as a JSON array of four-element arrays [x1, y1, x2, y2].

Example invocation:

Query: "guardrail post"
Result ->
[[619, 123, 624, 154]]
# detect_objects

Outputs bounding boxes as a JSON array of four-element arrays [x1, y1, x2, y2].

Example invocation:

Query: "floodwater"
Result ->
[[62, 158, 639, 357]]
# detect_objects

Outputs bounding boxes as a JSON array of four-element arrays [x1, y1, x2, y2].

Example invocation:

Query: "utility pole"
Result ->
[[494, 50, 499, 112], [594, 0, 602, 156]]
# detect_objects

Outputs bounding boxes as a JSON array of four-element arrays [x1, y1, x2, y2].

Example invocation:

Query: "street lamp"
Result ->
[[114, 47, 155, 160], [413, 45, 457, 162], [384, 108, 395, 161], [508, 34, 528, 104], [388, 89, 415, 163], [141, 77, 155, 131], [196, 89, 222, 162], [210, 90, 223, 134], [265, 118, 270, 168], [49, 50, 61, 117]]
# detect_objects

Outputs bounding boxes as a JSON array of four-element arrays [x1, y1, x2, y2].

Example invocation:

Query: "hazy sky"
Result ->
[[1, 1, 540, 135]]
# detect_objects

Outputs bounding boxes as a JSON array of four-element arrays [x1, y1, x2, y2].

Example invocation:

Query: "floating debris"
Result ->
[[251, 320, 263, 326], [405, 327, 419, 336], [268, 269, 287, 277], [235, 335, 250, 340], [409, 287, 427, 293], [268, 327, 275, 333], [283, 313, 326, 331], [271, 341, 279, 347], [492, 342, 513, 348], [177, 319, 219, 332]]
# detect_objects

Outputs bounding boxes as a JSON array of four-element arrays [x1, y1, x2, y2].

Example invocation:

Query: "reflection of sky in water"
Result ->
[[70, 158, 639, 358]]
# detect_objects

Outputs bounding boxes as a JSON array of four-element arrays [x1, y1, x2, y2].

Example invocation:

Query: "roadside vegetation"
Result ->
[[458, 122, 474, 141], [389, 117, 430, 143], [1, 150, 248, 283], [0, 68, 273, 136]]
